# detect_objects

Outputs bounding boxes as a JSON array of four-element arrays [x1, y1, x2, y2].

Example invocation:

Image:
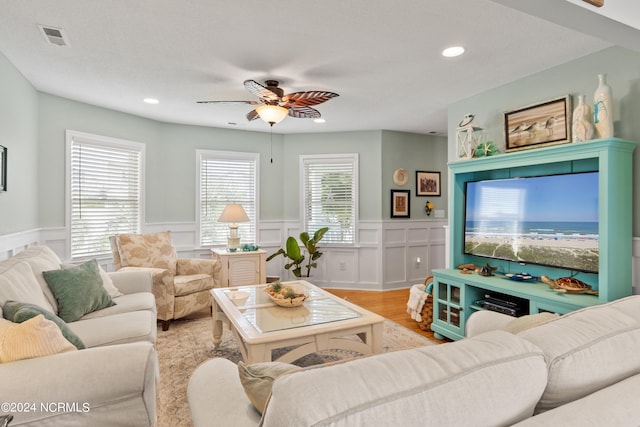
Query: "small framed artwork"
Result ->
[[0, 145, 6, 192], [391, 190, 410, 218], [416, 171, 441, 196], [504, 95, 571, 152]]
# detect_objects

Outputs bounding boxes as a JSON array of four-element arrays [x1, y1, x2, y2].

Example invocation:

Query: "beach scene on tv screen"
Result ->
[[464, 172, 599, 273]]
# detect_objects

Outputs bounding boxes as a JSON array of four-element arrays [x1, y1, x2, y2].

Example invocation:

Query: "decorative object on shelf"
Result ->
[[266, 227, 328, 278], [582, 0, 603, 7], [572, 94, 594, 142], [477, 263, 497, 277], [425, 201, 434, 216], [264, 281, 308, 307], [392, 168, 408, 186], [416, 171, 440, 196], [593, 73, 613, 139], [241, 244, 259, 251], [504, 273, 536, 282], [540, 275, 599, 295], [504, 95, 571, 152], [474, 141, 499, 157], [0, 145, 6, 192], [456, 114, 483, 159], [390, 190, 410, 218], [218, 204, 250, 250]]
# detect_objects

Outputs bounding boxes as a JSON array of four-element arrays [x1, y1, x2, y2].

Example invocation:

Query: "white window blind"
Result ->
[[67, 131, 143, 259], [198, 151, 258, 247], [302, 154, 358, 244]]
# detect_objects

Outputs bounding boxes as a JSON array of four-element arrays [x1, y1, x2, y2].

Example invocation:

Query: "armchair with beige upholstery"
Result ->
[[110, 231, 222, 331]]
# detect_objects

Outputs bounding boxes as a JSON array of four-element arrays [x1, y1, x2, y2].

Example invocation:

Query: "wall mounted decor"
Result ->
[[416, 171, 441, 196], [392, 168, 408, 186], [390, 190, 410, 218], [504, 95, 571, 152], [0, 145, 6, 192]]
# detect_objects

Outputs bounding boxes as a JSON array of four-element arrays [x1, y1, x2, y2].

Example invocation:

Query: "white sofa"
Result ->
[[188, 295, 640, 426], [0, 246, 158, 426]]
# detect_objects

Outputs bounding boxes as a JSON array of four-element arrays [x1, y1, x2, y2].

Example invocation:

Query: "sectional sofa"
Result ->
[[188, 295, 640, 426], [0, 246, 158, 426]]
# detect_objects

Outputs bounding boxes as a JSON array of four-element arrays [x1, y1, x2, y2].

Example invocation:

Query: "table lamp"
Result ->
[[218, 204, 250, 250]]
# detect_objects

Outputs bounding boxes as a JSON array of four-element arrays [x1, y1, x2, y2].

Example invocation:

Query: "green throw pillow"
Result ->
[[237, 361, 302, 414], [42, 259, 115, 323], [2, 300, 86, 350]]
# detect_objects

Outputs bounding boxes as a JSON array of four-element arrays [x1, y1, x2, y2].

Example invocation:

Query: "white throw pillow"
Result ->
[[0, 261, 56, 313]]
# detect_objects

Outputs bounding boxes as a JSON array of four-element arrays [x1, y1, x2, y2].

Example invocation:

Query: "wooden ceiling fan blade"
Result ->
[[283, 91, 339, 107], [197, 100, 260, 105], [246, 109, 260, 121], [288, 106, 321, 119], [244, 79, 281, 102]]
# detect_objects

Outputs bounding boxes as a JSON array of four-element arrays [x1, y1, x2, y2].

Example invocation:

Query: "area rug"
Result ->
[[156, 317, 437, 427]]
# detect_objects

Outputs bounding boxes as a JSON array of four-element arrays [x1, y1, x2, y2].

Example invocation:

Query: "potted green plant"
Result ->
[[267, 227, 329, 278]]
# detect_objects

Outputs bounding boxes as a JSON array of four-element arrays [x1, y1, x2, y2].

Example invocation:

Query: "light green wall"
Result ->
[[448, 46, 640, 236], [381, 131, 448, 219], [0, 52, 39, 234]]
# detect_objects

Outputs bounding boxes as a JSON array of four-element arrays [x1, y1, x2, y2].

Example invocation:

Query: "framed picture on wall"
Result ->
[[0, 145, 6, 192], [390, 190, 410, 218], [504, 95, 571, 152], [416, 171, 440, 196]]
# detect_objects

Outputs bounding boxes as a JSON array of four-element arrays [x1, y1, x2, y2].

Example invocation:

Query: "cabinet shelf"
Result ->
[[432, 138, 637, 341]]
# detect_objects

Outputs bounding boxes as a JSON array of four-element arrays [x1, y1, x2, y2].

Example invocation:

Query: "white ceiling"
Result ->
[[0, 0, 615, 135]]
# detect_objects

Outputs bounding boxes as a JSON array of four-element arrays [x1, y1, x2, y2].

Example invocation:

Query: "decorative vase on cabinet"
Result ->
[[593, 73, 613, 139], [572, 94, 594, 142]]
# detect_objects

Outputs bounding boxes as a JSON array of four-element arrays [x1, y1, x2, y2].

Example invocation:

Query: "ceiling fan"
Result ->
[[198, 79, 339, 125]]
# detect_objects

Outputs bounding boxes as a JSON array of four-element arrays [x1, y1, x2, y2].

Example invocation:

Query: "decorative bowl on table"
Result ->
[[264, 282, 308, 307]]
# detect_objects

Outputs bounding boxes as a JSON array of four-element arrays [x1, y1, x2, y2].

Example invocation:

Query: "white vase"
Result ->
[[593, 73, 613, 139], [572, 95, 594, 142]]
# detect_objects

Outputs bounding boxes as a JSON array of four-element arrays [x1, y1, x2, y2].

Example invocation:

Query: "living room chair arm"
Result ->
[[0, 342, 157, 426], [465, 310, 514, 338], [108, 270, 153, 294]]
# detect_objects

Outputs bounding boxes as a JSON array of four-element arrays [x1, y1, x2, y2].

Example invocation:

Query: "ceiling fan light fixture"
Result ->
[[442, 46, 465, 57], [256, 105, 288, 125]]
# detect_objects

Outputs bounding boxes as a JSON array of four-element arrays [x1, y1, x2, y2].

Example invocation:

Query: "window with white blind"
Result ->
[[197, 150, 258, 247], [66, 130, 144, 259], [301, 154, 358, 245]]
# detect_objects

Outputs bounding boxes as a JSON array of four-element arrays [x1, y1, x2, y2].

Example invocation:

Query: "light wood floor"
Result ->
[[325, 288, 447, 344]]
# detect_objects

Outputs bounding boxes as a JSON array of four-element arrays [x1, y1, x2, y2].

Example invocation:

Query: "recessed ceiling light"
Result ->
[[314, 118, 326, 124], [143, 98, 159, 104], [442, 46, 465, 58]]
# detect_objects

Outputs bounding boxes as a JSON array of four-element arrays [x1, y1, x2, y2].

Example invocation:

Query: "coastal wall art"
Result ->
[[390, 190, 410, 218], [504, 95, 571, 152]]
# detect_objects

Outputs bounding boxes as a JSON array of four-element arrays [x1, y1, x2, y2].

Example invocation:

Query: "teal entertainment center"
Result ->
[[432, 138, 638, 341]]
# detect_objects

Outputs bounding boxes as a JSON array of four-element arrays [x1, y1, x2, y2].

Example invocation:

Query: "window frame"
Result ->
[[300, 153, 359, 246], [65, 130, 145, 260], [196, 149, 260, 248]]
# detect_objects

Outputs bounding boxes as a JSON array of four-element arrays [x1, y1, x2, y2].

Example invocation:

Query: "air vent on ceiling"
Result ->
[[38, 25, 69, 46]]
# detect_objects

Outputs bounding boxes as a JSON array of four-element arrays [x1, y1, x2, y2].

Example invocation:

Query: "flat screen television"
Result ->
[[464, 171, 599, 273]]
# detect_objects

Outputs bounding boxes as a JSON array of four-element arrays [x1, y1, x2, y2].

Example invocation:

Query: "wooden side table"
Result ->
[[211, 249, 267, 287]]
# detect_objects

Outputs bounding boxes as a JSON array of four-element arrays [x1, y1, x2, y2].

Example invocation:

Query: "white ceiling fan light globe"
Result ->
[[256, 105, 288, 124]]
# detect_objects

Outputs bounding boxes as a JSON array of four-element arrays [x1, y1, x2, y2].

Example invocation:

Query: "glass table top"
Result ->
[[217, 281, 361, 333]]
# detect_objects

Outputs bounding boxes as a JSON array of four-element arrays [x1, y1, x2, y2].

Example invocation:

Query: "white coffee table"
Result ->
[[211, 280, 384, 364]]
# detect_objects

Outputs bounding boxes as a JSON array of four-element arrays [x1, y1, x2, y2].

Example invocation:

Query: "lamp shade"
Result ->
[[218, 204, 250, 223], [256, 105, 289, 125]]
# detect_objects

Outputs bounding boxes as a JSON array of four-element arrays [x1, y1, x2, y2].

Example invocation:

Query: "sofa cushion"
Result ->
[[237, 361, 302, 414], [0, 315, 77, 363], [512, 374, 640, 426], [261, 331, 547, 426], [80, 292, 156, 320], [116, 231, 177, 274], [68, 310, 157, 346], [11, 246, 63, 312], [2, 301, 86, 349], [505, 312, 558, 334], [0, 261, 56, 313], [43, 259, 115, 322], [518, 296, 640, 413]]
